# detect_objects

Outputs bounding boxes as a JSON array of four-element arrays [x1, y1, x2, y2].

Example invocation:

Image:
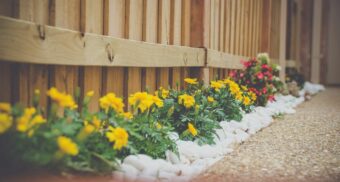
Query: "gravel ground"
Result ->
[[195, 87, 340, 182]]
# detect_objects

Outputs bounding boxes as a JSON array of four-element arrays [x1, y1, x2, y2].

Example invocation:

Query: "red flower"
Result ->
[[241, 60, 251, 68], [268, 95, 275, 102], [261, 64, 269, 70], [229, 70, 236, 78], [262, 87, 267, 94], [257, 72, 264, 79]]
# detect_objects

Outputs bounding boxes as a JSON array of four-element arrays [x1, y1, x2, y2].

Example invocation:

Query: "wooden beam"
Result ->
[[0, 16, 205, 67], [207, 49, 247, 69]]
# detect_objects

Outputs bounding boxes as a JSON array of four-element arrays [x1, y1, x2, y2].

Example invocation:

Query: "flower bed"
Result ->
[[0, 53, 325, 181]]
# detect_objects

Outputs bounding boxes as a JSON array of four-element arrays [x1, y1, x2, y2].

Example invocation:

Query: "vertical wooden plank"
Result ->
[[279, 0, 287, 81], [50, 0, 81, 96], [80, 0, 103, 111], [103, 0, 125, 97], [320, 0, 330, 84], [0, 1, 14, 102], [230, 0, 236, 54], [181, 0, 191, 88], [11, 0, 50, 107], [239, 0, 245, 55], [224, 0, 231, 53], [255, 0, 261, 54], [202, 0, 211, 85], [214, 0, 220, 50], [260, 0, 272, 54], [209, 0, 215, 50], [157, 0, 171, 88], [244, 0, 249, 56], [311, 0, 322, 83], [127, 0, 143, 96], [235, 0, 241, 55], [219, 0, 225, 52], [143, 0, 158, 91], [171, 0, 182, 89]]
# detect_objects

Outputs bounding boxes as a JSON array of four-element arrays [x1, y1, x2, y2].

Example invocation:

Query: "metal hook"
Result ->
[[37, 24, 45, 40], [106, 43, 114, 63]]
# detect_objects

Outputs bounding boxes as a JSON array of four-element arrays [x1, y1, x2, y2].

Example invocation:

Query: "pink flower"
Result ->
[[262, 87, 267, 94], [240, 73, 244, 77], [268, 95, 275, 102], [257, 72, 264, 79], [261, 64, 269, 70], [229, 70, 236, 78], [241, 60, 251, 68]]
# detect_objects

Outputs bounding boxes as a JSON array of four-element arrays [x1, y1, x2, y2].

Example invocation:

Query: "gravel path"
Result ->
[[195, 87, 340, 182]]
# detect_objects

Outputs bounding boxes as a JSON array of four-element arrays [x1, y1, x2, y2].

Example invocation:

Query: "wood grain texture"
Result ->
[[0, 16, 205, 67], [80, 0, 104, 111], [158, 0, 171, 88], [0, 0, 14, 103], [12, 0, 50, 107], [127, 0, 143, 97], [171, 0, 182, 89], [144, 0, 158, 92], [50, 0, 80, 96], [207, 49, 247, 69]]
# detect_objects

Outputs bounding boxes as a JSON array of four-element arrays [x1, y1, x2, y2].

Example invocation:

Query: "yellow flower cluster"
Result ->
[[99, 93, 125, 113], [106, 126, 129, 150], [0, 102, 12, 134], [184, 78, 198, 85], [155, 87, 169, 99], [16, 107, 46, 137], [207, 96, 215, 103], [47, 87, 77, 109], [188, 123, 198, 136], [178, 94, 195, 109], [249, 91, 257, 101], [243, 96, 251, 106], [0, 102, 11, 113], [121, 112, 133, 120], [57, 136, 79, 156], [129, 92, 163, 113], [210, 80, 225, 92]]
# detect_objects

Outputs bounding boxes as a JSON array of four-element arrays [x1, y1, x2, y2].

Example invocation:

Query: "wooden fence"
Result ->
[[0, 0, 287, 111]]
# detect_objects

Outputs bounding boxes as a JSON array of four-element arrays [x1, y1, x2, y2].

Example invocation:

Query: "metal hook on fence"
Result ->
[[106, 43, 114, 63], [37, 24, 45, 40]]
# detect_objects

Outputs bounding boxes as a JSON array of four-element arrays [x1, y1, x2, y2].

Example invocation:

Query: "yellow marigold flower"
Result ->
[[122, 112, 133, 120], [210, 81, 225, 92], [47, 87, 77, 109], [156, 122, 162, 129], [184, 78, 198, 85], [86, 90, 94, 97], [16, 107, 40, 133], [84, 122, 95, 134], [92, 116, 101, 129], [223, 79, 233, 84], [250, 91, 257, 101], [229, 82, 241, 95], [0, 102, 11, 113], [178, 94, 195, 109], [207, 96, 215, 103], [156, 87, 169, 99], [0, 113, 12, 134], [235, 92, 243, 102], [152, 96, 163, 108], [57, 136, 79, 156], [243, 96, 251, 106], [99, 93, 125, 113], [129, 92, 159, 113], [241, 85, 248, 91], [188, 123, 198, 136], [106, 127, 129, 150]]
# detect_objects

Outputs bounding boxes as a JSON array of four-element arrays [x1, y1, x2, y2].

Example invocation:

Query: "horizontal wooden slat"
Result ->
[[0, 15, 204, 67], [206, 49, 247, 69]]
